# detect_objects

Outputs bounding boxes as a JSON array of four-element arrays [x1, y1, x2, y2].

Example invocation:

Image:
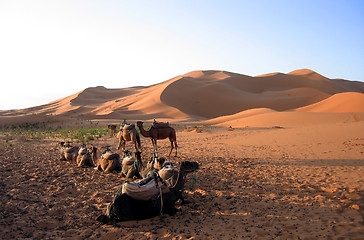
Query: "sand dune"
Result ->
[[160, 69, 363, 119], [1, 69, 364, 127], [296, 92, 364, 112]]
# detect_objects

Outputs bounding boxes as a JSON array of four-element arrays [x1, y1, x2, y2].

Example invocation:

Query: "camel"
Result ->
[[94, 147, 122, 173], [157, 162, 195, 204], [121, 151, 166, 179], [136, 121, 178, 157], [140, 155, 167, 178], [97, 161, 199, 223], [59, 142, 79, 162], [76, 145, 96, 168], [107, 125, 117, 136], [116, 124, 141, 152], [120, 150, 143, 179]]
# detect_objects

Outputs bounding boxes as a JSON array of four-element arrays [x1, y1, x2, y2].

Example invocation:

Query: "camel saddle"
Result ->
[[122, 173, 170, 201], [65, 146, 78, 153], [123, 124, 135, 131], [152, 121, 170, 129], [158, 165, 178, 187], [102, 151, 119, 160], [122, 155, 136, 165]]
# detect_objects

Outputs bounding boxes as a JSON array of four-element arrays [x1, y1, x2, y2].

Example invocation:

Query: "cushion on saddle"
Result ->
[[122, 155, 136, 165], [123, 124, 135, 131], [152, 121, 170, 129], [65, 146, 78, 153], [158, 165, 178, 182], [121, 175, 170, 201], [102, 152, 119, 160]]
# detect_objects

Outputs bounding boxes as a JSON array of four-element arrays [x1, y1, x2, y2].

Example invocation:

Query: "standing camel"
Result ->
[[116, 124, 141, 152], [136, 121, 178, 157]]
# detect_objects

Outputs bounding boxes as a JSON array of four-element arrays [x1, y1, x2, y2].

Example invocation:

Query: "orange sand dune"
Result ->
[[160, 69, 363, 118], [212, 111, 364, 128], [1, 69, 364, 126], [296, 92, 364, 112]]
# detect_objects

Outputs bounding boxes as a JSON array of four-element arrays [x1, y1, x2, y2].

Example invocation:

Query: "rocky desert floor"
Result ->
[[0, 123, 363, 239]]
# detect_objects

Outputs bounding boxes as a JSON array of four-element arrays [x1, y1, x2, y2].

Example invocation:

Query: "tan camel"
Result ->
[[76, 145, 96, 168], [120, 150, 143, 179], [116, 124, 141, 152], [59, 142, 79, 162], [136, 121, 178, 157], [94, 147, 122, 173]]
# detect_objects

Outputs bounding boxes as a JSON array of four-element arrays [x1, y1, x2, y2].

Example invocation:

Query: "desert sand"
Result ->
[[0, 69, 363, 239]]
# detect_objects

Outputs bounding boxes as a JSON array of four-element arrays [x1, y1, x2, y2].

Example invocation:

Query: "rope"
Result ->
[[192, 169, 198, 185]]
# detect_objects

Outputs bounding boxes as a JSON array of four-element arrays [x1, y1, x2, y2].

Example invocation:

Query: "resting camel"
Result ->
[[116, 124, 141, 152], [97, 161, 199, 223], [121, 151, 166, 179], [94, 147, 122, 173], [158, 162, 193, 204], [121, 150, 143, 179], [59, 142, 79, 162], [140, 155, 167, 178], [136, 121, 177, 157], [76, 145, 97, 168]]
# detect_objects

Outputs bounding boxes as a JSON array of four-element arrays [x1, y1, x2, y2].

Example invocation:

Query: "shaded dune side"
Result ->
[[90, 76, 190, 120]]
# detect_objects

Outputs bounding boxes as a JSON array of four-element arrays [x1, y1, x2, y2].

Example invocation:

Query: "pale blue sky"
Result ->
[[0, 0, 363, 110]]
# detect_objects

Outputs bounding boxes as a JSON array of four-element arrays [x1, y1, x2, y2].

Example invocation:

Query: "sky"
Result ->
[[0, 0, 363, 110]]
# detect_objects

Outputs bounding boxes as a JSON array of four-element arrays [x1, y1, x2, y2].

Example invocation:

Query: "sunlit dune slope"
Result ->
[[296, 92, 364, 112]]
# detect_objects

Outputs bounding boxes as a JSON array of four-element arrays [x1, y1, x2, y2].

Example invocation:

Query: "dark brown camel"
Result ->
[[136, 121, 178, 157], [97, 161, 199, 223], [107, 125, 117, 136]]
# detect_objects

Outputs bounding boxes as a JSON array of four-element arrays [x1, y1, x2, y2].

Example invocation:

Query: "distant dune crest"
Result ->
[[1, 69, 364, 127]]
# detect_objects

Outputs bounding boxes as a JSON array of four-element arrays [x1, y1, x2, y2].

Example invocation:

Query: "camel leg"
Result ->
[[174, 140, 178, 157], [168, 139, 174, 157], [152, 139, 158, 157]]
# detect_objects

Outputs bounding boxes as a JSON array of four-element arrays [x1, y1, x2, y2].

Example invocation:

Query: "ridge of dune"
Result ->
[[91, 75, 191, 121], [288, 69, 329, 81], [295, 92, 364, 112]]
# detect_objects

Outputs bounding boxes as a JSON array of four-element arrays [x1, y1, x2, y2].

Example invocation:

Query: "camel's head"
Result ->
[[136, 121, 143, 127], [89, 146, 97, 154], [107, 125, 117, 131], [180, 161, 199, 173]]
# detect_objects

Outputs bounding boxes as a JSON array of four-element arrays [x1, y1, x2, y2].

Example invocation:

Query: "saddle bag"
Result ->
[[122, 174, 170, 201], [152, 121, 170, 129]]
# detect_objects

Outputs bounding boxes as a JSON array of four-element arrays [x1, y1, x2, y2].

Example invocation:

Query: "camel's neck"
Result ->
[[170, 165, 188, 198], [138, 124, 150, 137], [92, 150, 97, 163]]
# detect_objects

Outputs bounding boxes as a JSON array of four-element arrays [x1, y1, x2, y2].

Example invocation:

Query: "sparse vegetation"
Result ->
[[0, 122, 109, 143]]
